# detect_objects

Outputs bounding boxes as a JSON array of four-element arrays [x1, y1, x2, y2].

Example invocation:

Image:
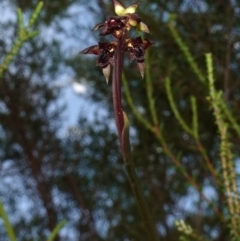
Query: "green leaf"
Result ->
[[46, 220, 66, 241], [0, 201, 17, 241]]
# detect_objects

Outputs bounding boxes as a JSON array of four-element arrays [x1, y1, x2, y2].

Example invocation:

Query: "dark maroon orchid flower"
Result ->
[[113, 0, 150, 33], [126, 37, 154, 78], [80, 42, 117, 83], [80, 0, 153, 81], [93, 16, 127, 39], [93, 0, 150, 39]]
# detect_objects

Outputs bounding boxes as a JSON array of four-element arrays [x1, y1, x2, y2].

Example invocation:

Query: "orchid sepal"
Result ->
[[80, 45, 100, 55], [113, 0, 139, 16], [137, 22, 150, 33], [102, 64, 111, 84]]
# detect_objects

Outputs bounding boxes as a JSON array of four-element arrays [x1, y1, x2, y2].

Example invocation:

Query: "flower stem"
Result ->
[[112, 32, 159, 241], [112, 32, 125, 152]]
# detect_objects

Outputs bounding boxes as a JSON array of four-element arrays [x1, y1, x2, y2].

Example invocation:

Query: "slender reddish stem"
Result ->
[[112, 32, 125, 150]]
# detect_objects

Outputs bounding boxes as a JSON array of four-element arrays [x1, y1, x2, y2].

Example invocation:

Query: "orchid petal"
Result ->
[[137, 61, 145, 79], [113, 0, 139, 16], [124, 2, 139, 14], [128, 13, 141, 27], [80, 45, 100, 55], [93, 22, 105, 31], [113, 0, 126, 16], [137, 22, 150, 33], [102, 64, 111, 84]]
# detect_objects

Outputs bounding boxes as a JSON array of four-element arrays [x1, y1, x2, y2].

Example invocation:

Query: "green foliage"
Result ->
[[0, 1, 43, 78], [0, 2, 66, 241], [46, 220, 67, 241], [167, 15, 206, 84], [175, 220, 210, 241], [206, 53, 240, 239], [0, 201, 66, 241], [0, 201, 17, 241], [122, 3, 240, 240]]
